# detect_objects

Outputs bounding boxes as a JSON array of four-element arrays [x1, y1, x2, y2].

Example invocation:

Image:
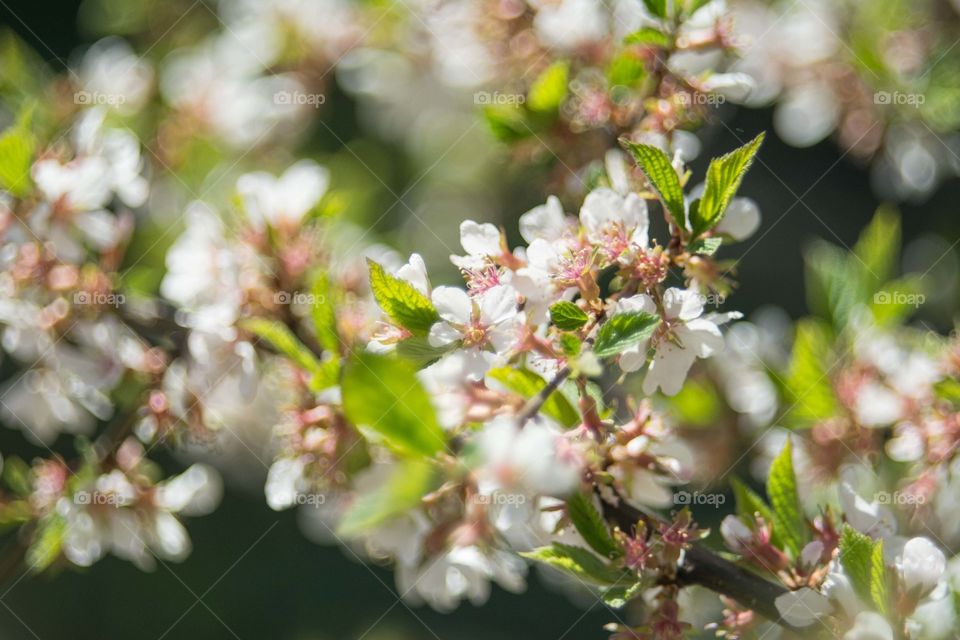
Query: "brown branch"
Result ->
[[601, 493, 797, 629], [516, 365, 572, 425]]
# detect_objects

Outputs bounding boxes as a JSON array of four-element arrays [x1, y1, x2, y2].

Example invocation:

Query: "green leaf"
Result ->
[[528, 61, 569, 113], [804, 240, 868, 328], [560, 333, 582, 357], [869, 277, 925, 327], [782, 319, 838, 427], [487, 367, 580, 428], [766, 438, 807, 555], [0, 106, 36, 197], [606, 52, 647, 87], [522, 543, 625, 585], [26, 514, 65, 572], [839, 525, 876, 606], [310, 270, 340, 355], [935, 378, 960, 406], [870, 538, 889, 615], [601, 581, 644, 608], [367, 259, 438, 337], [342, 352, 446, 458], [620, 140, 686, 230], [395, 336, 455, 367], [624, 27, 671, 47], [483, 104, 533, 142], [241, 318, 328, 386], [730, 478, 790, 553], [691, 133, 764, 237], [2, 456, 32, 497], [550, 301, 589, 331], [593, 311, 660, 358], [338, 459, 438, 536], [854, 206, 900, 288], [687, 236, 722, 256], [669, 377, 721, 427], [566, 493, 620, 559], [642, 0, 669, 18]]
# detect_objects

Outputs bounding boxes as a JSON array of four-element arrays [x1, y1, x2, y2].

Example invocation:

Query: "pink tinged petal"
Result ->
[[899, 537, 945, 596], [460, 220, 502, 257], [519, 195, 566, 243], [478, 285, 518, 326], [432, 286, 473, 324], [643, 341, 699, 396], [774, 588, 831, 627], [622, 193, 649, 247], [578, 187, 623, 242], [428, 322, 462, 347], [618, 343, 649, 372], [843, 612, 894, 640], [396, 253, 430, 295], [679, 320, 724, 358], [662, 287, 704, 321], [614, 294, 657, 315]]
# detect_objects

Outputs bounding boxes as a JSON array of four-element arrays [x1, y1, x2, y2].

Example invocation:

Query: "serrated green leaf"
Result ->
[[621, 140, 686, 230], [522, 543, 625, 585], [566, 493, 620, 559], [338, 459, 437, 536], [854, 206, 900, 288], [395, 335, 454, 367], [601, 580, 644, 608], [0, 106, 35, 197], [528, 61, 569, 112], [687, 236, 722, 256], [730, 478, 792, 553], [550, 301, 589, 331], [624, 27, 671, 47], [560, 333, 582, 357], [368, 259, 438, 336], [804, 240, 868, 328], [310, 270, 340, 355], [487, 367, 580, 428], [839, 525, 875, 606], [342, 352, 446, 458], [691, 133, 764, 237], [870, 537, 889, 615], [593, 311, 660, 358], [242, 317, 326, 381], [27, 514, 65, 572], [782, 319, 838, 427], [767, 439, 806, 555]]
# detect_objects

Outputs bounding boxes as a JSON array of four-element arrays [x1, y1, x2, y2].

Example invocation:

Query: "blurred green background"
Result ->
[[0, 0, 957, 638]]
